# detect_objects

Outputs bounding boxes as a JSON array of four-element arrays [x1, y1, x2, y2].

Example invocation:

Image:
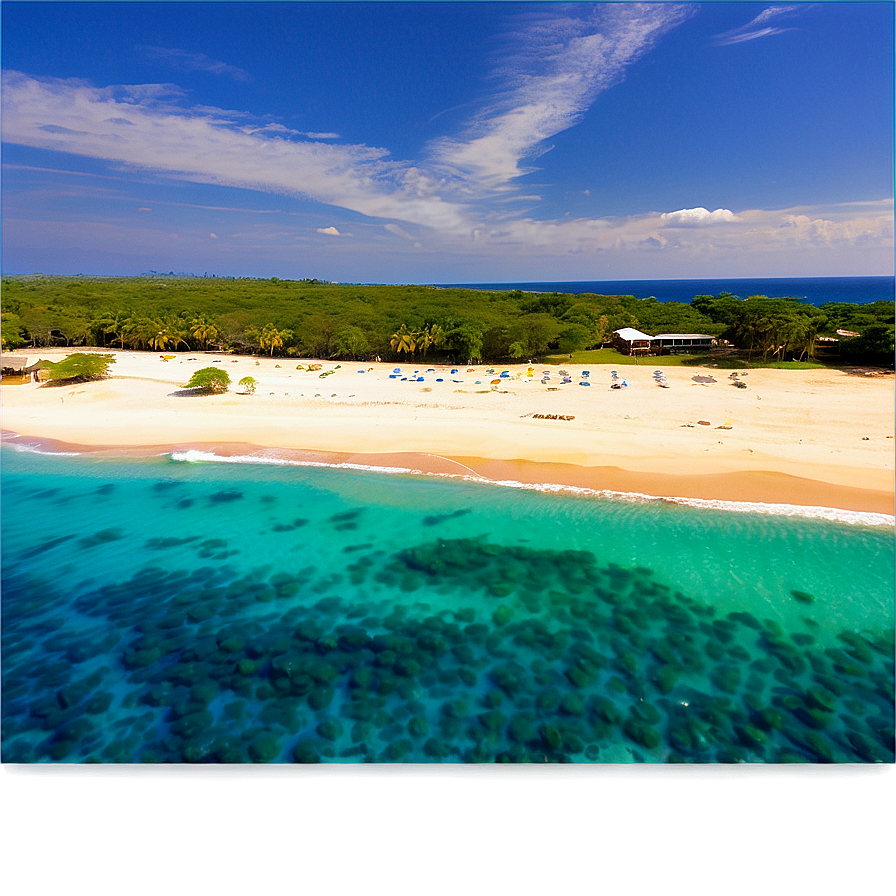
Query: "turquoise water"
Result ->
[[1, 443, 893, 763]]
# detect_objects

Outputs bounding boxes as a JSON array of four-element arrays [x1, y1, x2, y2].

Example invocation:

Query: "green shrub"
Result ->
[[43, 352, 115, 383], [184, 367, 230, 393]]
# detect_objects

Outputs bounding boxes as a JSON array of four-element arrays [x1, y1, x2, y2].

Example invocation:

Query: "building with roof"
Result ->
[[612, 327, 654, 356], [652, 333, 716, 354]]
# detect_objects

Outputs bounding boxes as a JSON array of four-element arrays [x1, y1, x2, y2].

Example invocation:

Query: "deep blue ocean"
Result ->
[[2, 442, 893, 763], [438, 276, 895, 307]]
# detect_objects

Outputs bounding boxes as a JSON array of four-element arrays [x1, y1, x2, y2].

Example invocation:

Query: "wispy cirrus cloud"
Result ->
[[1, 6, 699, 238], [714, 5, 809, 46], [428, 3, 696, 192], [2, 4, 890, 277], [138, 46, 251, 82], [0, 70, 470, 233]]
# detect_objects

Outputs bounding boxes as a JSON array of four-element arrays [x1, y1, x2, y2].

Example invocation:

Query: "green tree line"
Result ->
[[1, 275, 892, 365], [691, 293, 894, 365]]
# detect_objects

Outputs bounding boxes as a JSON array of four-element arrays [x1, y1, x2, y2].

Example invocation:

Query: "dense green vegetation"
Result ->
[[691, 293, 894, 365], [1, 275, 892, 366], [42, 352, 115, 384]]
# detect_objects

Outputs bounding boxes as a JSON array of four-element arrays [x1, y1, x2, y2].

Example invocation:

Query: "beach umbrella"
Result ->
[[692, 375, 716, 384]]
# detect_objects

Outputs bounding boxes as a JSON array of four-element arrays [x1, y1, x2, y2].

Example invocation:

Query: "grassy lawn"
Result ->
[[747, 360, 830, 370], [542, 349, 836, 370], [541, 349, 706, 367]]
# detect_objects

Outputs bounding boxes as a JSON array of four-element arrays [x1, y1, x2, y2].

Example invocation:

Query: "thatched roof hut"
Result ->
[[1, 355, 30, 374]]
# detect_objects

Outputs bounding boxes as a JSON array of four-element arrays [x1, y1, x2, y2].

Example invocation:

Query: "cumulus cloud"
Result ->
[[311, 200, 891, 267], [714, 6, 808, 46], [660, 207, 739, 226], [317, 226, 341, 236]]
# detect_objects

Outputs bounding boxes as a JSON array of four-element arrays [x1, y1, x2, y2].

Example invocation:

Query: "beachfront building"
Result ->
[[613, 327, 654, 356], [815, 336, 841, 357], [651, 333, 716, 354], [0, 356, 51, 382], [1, 355, 30, 375]]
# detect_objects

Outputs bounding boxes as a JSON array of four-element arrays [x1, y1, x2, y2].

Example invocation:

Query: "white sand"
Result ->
[[2, 349, 893, 513]]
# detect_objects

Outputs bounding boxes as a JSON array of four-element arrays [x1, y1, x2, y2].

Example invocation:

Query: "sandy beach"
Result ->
[[2, 348, 893, 514]]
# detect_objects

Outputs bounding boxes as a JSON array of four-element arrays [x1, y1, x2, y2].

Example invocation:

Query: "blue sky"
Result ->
[[2, 1, 893, 282]]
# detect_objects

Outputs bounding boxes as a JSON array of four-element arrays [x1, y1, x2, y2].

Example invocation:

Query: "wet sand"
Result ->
[[2, 348, 893, 514]]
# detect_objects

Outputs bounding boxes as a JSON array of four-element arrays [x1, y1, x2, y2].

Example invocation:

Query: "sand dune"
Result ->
[[2, 348, 893, 514]]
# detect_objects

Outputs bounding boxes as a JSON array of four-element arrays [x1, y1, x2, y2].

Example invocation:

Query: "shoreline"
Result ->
[[4, 432, 893, 521], [2, 349, 893, 518]]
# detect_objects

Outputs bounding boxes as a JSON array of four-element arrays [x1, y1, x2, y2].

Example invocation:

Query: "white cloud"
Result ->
[[0, 70, 471, 233], [1, 7, 889, 278], [139, 46, 251, 82], [714, 5, 807, 46], [0, 9, 697, 242], [384, 223, 417, 241], [428, 3, 696, 191], [660, 207, 739, 226], [209, 232, 218, 239]]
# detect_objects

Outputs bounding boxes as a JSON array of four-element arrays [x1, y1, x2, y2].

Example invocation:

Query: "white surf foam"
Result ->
[[166, 448, 895, 528], [9, 442, 82, 457], [168, 448, 422, 476]]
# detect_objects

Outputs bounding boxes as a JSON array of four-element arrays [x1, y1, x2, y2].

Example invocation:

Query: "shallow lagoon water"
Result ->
[[1, 444, 893, 763]]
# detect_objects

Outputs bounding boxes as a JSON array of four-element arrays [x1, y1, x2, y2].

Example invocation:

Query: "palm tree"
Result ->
[[420, 324, 445, 358], [146, 315, 191, 352], [123, 315, 154, 350], [190, 315, 220, 350], [390, 324, 418, 358], [248, 324, 293, 356], [94, 309, 132, 349]]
